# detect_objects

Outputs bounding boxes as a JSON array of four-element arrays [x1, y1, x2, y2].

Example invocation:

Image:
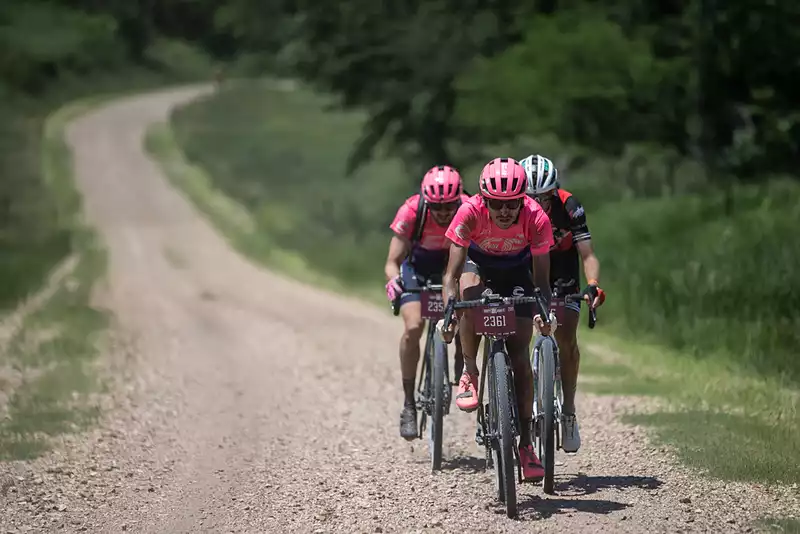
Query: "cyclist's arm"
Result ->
[[442, 242, 467, 307], [564, 194, 599, 285], [576, 239, 600, 285], [531, 252, 552, 310], [384, 234, 411, 281]]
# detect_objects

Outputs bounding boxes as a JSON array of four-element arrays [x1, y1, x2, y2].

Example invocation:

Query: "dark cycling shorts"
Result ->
[[463, 254, 535, 319], [399, 259, 443, 306], [550, 249, 581, 315]]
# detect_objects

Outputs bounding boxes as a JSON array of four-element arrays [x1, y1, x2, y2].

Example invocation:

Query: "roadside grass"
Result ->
[[583, 333, 799, 485], [0, 97, 113, 460], [152, 80, 800, 491], [760, 517, 800, 533]]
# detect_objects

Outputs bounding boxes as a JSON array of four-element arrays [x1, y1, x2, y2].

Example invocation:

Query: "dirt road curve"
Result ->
[[1, 87, 796, 533]]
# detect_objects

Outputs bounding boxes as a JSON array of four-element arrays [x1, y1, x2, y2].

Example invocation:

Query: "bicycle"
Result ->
[[441, 290, 543, 519], [530, 280, 598, 495], [391, 280, 452, 471]]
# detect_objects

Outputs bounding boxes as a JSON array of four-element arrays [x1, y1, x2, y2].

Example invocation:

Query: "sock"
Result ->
[[402, 378, 415, 406]]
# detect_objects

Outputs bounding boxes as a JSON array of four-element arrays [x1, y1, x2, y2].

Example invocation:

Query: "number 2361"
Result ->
[[483, 314, 507, 327]]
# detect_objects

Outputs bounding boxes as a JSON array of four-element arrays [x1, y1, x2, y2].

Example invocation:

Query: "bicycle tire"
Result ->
[[485, 343, 504, 502], [493, 351, 517, 518], [417, 323, 435, 439], [430, 335, 447, 471], [538, 337, 557, 494]]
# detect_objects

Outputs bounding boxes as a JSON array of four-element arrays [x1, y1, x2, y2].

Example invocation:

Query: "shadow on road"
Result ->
[[513, 473, 662, 520], [517, 494, 632, 520], [440, 455, 486, 474], [555, 474, 663, 496]]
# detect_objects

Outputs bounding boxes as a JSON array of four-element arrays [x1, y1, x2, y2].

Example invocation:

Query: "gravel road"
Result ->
[[0, 87, 797, 533]]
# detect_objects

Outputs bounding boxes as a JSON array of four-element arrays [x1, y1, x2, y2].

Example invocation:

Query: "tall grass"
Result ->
[[171, 80, 800, 385], [171, 82, 411, 290]]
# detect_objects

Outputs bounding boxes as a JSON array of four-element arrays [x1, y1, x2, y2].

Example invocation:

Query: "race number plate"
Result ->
[[421, 292, 445, 320], [474, 304, 516, 336]]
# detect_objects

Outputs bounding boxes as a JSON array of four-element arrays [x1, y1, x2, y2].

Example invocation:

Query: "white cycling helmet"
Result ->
[[520, 154, 559, 195]]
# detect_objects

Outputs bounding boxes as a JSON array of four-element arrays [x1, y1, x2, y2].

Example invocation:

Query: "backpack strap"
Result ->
[[411, 192, 428, 244]]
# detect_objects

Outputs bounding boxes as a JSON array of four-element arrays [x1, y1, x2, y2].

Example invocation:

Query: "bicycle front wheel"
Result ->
[[430, 334, 447, 471], [493, 351, 517, 518], [537, 337, 557, 494]]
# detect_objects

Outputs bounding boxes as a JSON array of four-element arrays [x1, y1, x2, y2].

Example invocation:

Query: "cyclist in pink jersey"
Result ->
[[385, 165, 469, 440], [440, 157, 554, 481]]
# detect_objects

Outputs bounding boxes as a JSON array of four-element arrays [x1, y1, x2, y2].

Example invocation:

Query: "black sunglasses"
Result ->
[[428, 201, 460, 212], [485, 197, 523, 211]]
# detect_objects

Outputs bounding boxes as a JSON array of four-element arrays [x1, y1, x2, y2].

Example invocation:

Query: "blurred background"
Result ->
[[2, 1, 798, 391]]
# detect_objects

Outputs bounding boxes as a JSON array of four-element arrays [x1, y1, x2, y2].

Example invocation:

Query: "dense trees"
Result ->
[[3, 0, 797, 183]]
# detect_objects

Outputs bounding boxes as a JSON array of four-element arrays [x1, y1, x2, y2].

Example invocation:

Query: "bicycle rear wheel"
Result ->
[[493, 351, 517, 518], [537, 337, 557, 494], [430, 335, 447, 471]]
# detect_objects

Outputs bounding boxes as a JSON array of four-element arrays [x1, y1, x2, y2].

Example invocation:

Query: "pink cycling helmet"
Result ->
[[421, 165, 463, 203], [479, 158, 527, 200]]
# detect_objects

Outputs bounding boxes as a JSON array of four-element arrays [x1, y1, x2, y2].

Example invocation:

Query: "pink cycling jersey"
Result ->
[[445, 195, 554, 256], [390, 193, 472, 250]]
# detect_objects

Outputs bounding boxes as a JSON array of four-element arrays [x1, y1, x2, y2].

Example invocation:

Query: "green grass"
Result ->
[[760, 517, 800, 533], [155, 80, 800, 490], [581, 333, 799, 485], [165, 80, 413, 299], [0, 96, 115, 460]]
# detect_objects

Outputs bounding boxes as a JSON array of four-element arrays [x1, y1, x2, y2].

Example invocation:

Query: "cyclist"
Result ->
[[385, 165, 469, 440], [519, 154, 606, 454], [439, 157, 554, 481]]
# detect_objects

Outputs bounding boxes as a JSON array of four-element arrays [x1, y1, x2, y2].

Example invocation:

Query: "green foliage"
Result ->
[[172, 81, 800, 387], [455, 9, 686, 156], [170, 83, 409, 290], [587, 179, 800, 382]]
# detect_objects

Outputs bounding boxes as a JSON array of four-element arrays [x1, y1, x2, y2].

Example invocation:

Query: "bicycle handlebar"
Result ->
[[390, 282, 444, 316], [442, 286, 598, 331], [557, 292, 597, 329]]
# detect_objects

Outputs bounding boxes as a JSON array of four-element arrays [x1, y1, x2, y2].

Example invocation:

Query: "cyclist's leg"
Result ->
[[498, 266, 535, 445], [453, 335, 464, 383], [551, 255, 583, 452], [554, 303, 580, 414], [494, 264, 541, 478], [398, 261, 424, 439], [454, 259, 483, 411]]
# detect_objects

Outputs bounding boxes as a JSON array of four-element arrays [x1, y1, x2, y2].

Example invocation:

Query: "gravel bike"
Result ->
[[441, 290, 542, 518], [530, 279, 598, 494], [392, 280, 451, 471]]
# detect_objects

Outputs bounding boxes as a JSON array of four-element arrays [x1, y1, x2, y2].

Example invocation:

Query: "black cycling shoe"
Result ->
[[399, 404, 418, 441]]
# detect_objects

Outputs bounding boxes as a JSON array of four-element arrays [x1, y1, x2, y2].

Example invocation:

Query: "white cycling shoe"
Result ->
[[561, 413, 581, 453]]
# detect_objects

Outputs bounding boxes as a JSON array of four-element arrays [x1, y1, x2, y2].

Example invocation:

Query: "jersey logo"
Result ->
[[395, 220, 409, 234], [454, 223, 470, 241]]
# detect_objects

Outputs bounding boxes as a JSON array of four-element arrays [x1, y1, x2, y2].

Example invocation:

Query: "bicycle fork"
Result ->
[[475, 339, 523, 481]]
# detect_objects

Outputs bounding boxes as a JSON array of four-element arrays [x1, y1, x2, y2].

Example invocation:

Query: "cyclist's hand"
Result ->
[[386, 276, 403, 302], [583, 283, 606, 308], [534, 314, 552, 336], [437, 318, 457, 344]]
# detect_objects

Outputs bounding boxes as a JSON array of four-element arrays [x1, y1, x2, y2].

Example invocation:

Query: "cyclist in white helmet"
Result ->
[[519, 154, 606, 454]]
